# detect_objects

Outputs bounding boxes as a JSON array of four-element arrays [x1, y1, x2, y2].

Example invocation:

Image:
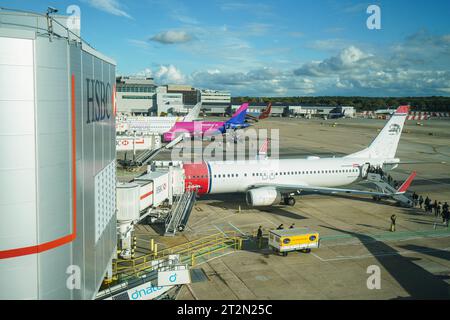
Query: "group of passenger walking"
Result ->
[[412, 192, 449, 227]]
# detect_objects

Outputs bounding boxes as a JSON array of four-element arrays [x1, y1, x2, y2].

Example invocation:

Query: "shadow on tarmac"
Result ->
[[320, 225, 450, 299]]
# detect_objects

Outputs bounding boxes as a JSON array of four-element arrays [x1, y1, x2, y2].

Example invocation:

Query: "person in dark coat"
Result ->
[[256, 226, 263, 248], [418, 195, 424, 209]]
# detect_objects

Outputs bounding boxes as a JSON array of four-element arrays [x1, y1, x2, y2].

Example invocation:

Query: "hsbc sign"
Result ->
[[86, 78, 112, 124]]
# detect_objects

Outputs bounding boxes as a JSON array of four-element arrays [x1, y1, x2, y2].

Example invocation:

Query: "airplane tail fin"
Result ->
[[226, 103, 249, 125], [259, 102, 272, 119], [346, 106, 409, 160], [183, 102, 202, 121]]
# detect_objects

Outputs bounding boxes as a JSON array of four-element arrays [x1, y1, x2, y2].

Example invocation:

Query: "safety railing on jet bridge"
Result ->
[[112, 231, 243, 278]]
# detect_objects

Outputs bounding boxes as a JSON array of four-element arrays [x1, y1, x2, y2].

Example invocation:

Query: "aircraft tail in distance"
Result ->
[[259, 102, 272, 120], [226, 103, 249, 126], [183, 102, 202, 121]]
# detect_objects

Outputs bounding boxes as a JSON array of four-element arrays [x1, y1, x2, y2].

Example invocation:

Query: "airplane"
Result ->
[[375, 108, 396, 115], [183, 106, 416, 207], [163, 103, 250, 142], [116, 102, 202, 135], [328, 106, 347, 119], [246, 102, 272, 122]]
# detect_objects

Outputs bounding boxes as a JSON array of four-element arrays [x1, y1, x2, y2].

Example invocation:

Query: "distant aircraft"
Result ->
[[163, 103, 250, 142], [246, 102, 272, 122], [328, 106, 347, 119], [116, 102, 202, 135], [183, 106, 416, 207], [375, 108, 396, 115]]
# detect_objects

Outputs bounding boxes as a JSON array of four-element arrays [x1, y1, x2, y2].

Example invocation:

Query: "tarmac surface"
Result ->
[[120, 116, 450, 300]]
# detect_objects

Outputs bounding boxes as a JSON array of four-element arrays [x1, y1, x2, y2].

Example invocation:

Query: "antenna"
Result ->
[[45, 7, 58, 41]]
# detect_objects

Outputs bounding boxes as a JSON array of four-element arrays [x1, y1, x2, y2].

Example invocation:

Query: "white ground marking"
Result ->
[[311, 246, 450, 262]]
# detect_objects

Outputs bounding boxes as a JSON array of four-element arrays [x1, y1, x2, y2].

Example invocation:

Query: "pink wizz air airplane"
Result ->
[[163, 103, 250, 142], [182, 106, 416, 207]]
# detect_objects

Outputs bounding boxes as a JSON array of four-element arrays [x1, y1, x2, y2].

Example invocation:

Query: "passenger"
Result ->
[[412, 192, 418, 207], [434, 200, 439, 217], [390, 214, 397, 232], [289, 223, 295, 229], [443, 209, 449, 227], [418, 195, 424, 209], [256, 226, 263, 249], [424, 197, 431, 213], [443, 202, 449, 213], [277, 224, 284, 230], [437, 202, 442, 218]]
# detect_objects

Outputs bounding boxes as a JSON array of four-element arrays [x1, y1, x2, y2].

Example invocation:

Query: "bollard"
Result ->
[[154, 243, 158, 258], [238, 205, 241, 213], [150, 239, 154, 252]]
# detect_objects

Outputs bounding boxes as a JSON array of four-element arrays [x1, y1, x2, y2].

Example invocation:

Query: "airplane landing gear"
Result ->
[[284, 197, 296, 206]]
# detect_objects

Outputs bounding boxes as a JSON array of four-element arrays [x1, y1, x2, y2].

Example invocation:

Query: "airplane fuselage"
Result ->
[[183, 157, 385, 195]]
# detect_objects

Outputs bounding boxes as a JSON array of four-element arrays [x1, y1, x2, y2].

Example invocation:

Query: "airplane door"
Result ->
[[361, 163, 370, 179]]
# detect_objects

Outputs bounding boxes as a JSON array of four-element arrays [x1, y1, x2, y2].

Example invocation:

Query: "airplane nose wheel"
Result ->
[[284, 197, 296, 206]]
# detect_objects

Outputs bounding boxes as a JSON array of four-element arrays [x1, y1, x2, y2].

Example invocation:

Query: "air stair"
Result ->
[[165, 188, 197, 236], [363, 173, 413, 207], [119, 135, 185, 168]]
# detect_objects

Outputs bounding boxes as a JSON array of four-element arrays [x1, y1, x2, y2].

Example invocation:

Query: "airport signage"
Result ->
[[86, 78, 112, 124], [127, 282, 172, 300], [158, 269, 191, 287]]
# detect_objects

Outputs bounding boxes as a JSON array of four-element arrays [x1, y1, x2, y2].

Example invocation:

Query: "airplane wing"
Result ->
[[250, 171, 417, 198]]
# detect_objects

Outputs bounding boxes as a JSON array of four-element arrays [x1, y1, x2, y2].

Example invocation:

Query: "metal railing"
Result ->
[[112, 231, 242, 278]]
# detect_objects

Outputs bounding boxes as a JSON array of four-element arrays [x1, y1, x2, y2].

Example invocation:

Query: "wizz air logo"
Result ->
[[388, 124, 401, 135]]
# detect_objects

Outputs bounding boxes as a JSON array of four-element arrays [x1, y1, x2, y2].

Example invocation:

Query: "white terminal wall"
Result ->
[[0, 15, 116, 300]]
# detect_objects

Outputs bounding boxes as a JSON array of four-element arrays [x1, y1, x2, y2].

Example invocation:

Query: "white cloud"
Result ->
[[150, 30, 194, 44], [84, 0, 132, 18], [128, 39, 150, 49], [154, 65, 186, 84]]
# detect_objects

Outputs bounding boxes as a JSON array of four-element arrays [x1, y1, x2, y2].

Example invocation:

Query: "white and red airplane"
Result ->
[[183, 106, 416, 206]]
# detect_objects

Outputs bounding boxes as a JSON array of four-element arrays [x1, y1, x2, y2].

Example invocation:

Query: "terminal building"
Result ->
[[116, 76, 156, 115], [155, 86, 184, 115], [199, 89, 231, 115], [0, 9, 116, 300]]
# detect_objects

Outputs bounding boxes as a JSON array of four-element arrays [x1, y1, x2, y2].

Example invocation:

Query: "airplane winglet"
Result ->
[[396, 171, 417, 193]]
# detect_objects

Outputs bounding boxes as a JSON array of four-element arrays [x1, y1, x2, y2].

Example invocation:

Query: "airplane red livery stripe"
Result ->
[[395, 106, 410, 114], [183, 162, 210, 194]]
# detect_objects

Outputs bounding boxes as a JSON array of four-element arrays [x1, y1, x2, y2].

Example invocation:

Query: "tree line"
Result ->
[[231, 96, 450, 112]]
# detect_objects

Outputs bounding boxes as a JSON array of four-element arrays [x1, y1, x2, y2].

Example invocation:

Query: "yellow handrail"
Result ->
[[112, 231, 241, 277]]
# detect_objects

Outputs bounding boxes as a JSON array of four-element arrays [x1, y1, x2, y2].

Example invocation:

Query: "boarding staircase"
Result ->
[[363, 173, 413, 207], [119, 135, 185, 168], [165, 188, 197, 236]]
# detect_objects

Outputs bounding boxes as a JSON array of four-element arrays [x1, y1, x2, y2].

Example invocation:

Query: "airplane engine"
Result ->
[[246, 187, 281, 207]]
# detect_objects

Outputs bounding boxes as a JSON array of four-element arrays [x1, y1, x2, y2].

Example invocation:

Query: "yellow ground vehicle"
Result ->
[[268, 228, 320, 256]]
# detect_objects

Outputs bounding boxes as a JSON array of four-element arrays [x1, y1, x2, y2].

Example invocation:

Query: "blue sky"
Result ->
[[4, 0, 450, 96]]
